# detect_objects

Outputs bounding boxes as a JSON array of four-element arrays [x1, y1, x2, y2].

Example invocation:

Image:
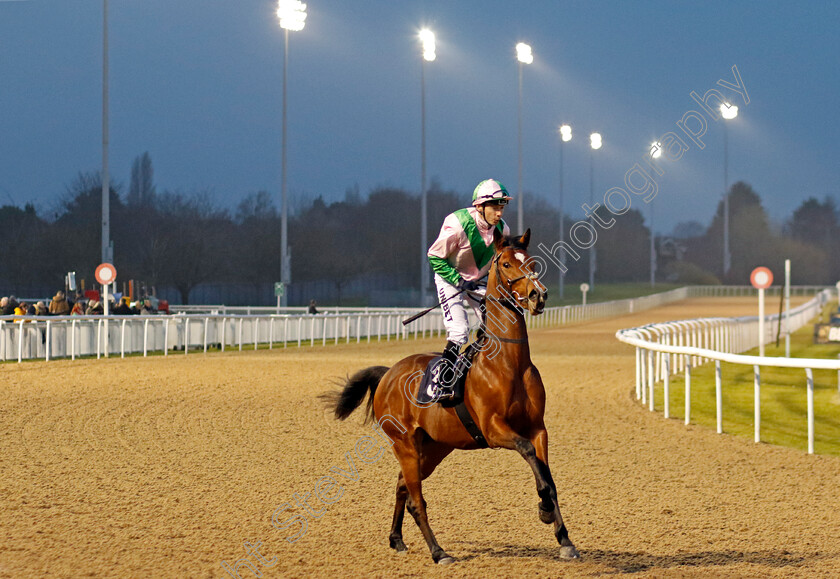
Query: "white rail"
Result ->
[[0, 287, 691, 362], [616, 290, 839, 454], [0, 311, 449, 363], [3, 285, 830, 364]]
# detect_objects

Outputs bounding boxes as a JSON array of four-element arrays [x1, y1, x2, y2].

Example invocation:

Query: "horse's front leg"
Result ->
[[530, 428, 578, 558], [485, 418, 578, 559], [529, 429, 558, 523]]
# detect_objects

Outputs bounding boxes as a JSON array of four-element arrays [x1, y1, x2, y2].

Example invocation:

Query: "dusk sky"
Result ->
[[1, 0, 837, 235]]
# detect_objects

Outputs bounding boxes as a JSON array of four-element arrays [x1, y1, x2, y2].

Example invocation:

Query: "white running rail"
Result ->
[[0, 286, 695, 363], [2, 285, 830, 365], [0, 310, 448, 363], [616, 289, 839, 454]]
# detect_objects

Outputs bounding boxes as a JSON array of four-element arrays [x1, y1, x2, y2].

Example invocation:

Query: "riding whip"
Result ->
[[402, 288, 468, 326]]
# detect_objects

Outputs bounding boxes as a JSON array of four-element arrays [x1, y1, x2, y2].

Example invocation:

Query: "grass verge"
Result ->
[[652, 305, 840, 455]]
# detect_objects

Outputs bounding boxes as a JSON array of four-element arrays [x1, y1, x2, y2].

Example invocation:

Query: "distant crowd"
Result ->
[[0, 291, 166, 318]]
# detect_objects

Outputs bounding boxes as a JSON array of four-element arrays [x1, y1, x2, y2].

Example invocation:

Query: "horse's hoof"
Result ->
[[539, 504, 555, 524], [436, 555, 456, 565], [559, 545, 580, 559], [389, 538, 408, 552]]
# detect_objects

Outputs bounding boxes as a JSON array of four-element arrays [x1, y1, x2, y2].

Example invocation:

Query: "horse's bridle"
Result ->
[[490, 250, 547, 309]]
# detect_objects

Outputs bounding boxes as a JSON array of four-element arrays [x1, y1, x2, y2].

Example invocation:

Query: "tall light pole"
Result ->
[[515, 42, 533, 234], [419, 29, 435, 307], [277, 0, 307, 308], [589, 132, 602, 290], [558, 124, 572, 299], [101, 0, 111, 264], [649, 141, 662, 287], [720, 102, 738, 278]]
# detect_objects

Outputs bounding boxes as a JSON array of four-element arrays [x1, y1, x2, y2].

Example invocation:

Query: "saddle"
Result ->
[[414, 336, 489, 448], [415, 352, 472, 408]]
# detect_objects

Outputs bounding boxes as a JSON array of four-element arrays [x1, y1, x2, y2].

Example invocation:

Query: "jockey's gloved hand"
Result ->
[[457, 278, 479, 292]]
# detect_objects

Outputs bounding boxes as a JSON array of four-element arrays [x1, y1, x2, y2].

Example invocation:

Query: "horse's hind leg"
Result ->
[[388, 472, 409, 552], [394, 440, 455, 564], [389, 440, 453, 555]]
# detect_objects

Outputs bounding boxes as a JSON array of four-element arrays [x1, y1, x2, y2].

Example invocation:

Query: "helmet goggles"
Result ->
[[472, 178, 512, 207]]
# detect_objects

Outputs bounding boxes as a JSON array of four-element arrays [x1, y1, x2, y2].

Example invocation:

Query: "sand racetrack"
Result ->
[[1, 297, 839, 578]]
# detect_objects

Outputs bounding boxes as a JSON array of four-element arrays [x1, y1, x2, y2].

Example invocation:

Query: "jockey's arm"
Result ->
[[428, 255, 461, 286], [427, 216, 464, 287]]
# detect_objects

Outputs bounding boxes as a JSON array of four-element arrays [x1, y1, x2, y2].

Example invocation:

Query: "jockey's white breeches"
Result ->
[[434, 273, 485, 346]]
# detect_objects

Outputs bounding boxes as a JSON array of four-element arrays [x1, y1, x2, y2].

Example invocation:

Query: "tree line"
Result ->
[[0, 158, 837, 304]]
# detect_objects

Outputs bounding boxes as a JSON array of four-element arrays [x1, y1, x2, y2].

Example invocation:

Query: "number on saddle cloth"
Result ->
[[414, 338, 484, 406]]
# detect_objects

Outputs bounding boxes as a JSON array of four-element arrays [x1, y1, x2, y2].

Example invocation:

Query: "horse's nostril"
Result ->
[[529, 290, 538, 301]]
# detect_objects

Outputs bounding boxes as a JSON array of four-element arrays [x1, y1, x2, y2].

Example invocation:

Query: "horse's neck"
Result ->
[[480, 288, 530, 367]]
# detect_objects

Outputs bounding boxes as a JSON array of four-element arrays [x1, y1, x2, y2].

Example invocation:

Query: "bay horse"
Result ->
[[326, 228, 579, 564]]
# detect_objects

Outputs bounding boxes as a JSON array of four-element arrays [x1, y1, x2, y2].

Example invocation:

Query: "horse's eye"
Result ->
[[503, 262, 511, 268]]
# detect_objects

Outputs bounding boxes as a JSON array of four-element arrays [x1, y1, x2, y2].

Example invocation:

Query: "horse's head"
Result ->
[[488, 228, 548, 315]]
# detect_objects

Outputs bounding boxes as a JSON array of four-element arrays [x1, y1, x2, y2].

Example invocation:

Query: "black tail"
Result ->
[[322, 366, 389, 423]]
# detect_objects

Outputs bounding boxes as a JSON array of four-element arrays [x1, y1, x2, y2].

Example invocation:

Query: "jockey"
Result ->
[[426, 178, 512, 401]]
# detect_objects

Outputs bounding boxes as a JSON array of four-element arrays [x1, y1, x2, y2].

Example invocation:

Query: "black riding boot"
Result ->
[[434, 341, 461, 401]]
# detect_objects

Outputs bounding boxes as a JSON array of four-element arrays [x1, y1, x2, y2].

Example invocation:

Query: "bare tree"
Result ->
[[128, 152, 156, 206]]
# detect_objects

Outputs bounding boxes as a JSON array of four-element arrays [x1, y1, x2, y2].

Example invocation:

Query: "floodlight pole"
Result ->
[[517, 60, 523, 234], [649, 142, 662, 288], [558, 136, 565, 299], [101, 0, 111, 264], [650, 199, 656, 287], [281, 28, 290, 308], [514, 43, 532, 235], [720, 102, 738, 279], [723, 119, 731, 278], [277, 1, 307, 308], [420, 42, 429, 307], [557, 124, 571, 299], [588, 148, 595, 290]]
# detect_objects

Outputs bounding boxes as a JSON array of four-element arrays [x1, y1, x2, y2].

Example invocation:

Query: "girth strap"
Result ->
[[453, 401, 488, 448], [494, 335, 529, 344]]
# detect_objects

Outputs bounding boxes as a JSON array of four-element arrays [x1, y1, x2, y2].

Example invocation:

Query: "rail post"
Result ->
[[121, 319, 126, 358], [684, 358, 691, 425], [164, 318, 170, 356], [648, 348, 655, 411], [806, 368, 814, 454], [753, 365, 761, 443], [715, 360, 723, 434], [663, 354, 670, 419]]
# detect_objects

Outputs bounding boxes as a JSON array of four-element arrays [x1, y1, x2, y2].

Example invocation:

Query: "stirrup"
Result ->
[[435, 384, 456, 401], [429, 369, 456, 401]]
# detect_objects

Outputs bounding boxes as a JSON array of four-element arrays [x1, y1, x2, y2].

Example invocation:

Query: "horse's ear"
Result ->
[[518, 228, 531, 250], [493, 227, 506, 251]]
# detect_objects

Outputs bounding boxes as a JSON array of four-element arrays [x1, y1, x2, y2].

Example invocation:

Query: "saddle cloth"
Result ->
[[415, 355, 469, 406]]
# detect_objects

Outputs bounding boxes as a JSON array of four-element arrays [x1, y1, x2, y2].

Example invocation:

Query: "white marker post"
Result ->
[[580, 283, 590, 307], [784, 260, 791, 357], [750, 267, 773, 357], [95, 263, 117, 358]]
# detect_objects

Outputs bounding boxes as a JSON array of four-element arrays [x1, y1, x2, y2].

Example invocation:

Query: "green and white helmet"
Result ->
[[472, 179, 512, 207]]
